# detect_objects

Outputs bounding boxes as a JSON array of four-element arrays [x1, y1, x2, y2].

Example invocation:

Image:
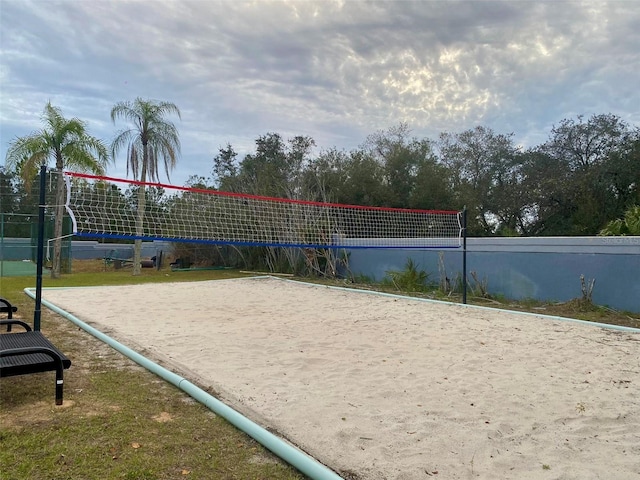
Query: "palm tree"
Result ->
[[5, 102, 109, 278], [110, 98, 181, 275]]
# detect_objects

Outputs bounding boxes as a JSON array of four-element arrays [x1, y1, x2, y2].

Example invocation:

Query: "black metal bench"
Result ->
[[1, 298, 19, 332], [1, 298, 18, 318], [104, 249, 135, 269], [0, 320, 72, 405]]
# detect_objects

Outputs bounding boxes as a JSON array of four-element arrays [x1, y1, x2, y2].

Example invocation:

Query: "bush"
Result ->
[[384, 258, 431, 292]]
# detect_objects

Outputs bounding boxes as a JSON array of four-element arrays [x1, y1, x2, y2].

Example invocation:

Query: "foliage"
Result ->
[[438, 126, 522, 235], [531, 114, 640, 235], [4, 102, 109, 278], [210, 114, 637, 250], [216, 132, 315, 199], [599, 205, 640, 236], [111, 98, 181, 275], [384, 258, 431, 292], [212, 143, 239, 191], [111, 98, 182, 183]]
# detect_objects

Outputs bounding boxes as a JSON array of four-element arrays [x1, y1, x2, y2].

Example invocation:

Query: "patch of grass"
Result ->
[[493, 297, 640, 329], [314, 278, 640, 330], [0, 263, 306, 480]]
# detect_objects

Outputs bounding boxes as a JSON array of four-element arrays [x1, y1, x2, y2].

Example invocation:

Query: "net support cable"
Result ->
[[61, 172, 463, 250]]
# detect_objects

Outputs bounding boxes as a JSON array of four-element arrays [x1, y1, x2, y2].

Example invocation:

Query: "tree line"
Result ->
[[205, 116, 639, 237], [2, 101, 639, 277]]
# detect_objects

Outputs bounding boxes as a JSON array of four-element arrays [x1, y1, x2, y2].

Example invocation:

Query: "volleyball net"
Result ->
[[61, 172, 463, 249]]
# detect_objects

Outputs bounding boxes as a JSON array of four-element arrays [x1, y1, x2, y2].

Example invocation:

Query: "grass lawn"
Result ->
[[0, 262, 307, 480], [1, 260, 638, 480]]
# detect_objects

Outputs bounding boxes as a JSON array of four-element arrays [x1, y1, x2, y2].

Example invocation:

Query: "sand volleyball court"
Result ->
[[42, 277, 640, 479]]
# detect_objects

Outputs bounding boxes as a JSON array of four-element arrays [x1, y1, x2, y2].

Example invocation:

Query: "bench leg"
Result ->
[[55, 370, 64, 405], [1, 346, 67, 405]]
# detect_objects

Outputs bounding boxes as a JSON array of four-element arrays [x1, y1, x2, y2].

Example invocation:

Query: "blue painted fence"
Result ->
[[0, 238, 172, 262], [345, 237, 640, 313], [3, 235, 638, 313]]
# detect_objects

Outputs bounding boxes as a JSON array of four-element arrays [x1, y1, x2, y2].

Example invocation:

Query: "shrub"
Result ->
[[384, 258, 431, 292]]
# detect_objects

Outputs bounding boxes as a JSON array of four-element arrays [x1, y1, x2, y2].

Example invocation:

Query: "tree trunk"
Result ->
[[51, 166, 65, 278], [133, 155, 147, 276]]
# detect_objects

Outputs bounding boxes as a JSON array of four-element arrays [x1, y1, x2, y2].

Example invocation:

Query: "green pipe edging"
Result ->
[[24, 286, 344, 480]]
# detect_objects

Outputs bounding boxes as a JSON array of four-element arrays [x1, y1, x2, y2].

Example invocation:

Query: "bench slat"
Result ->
[[0, 332, 72, 373]]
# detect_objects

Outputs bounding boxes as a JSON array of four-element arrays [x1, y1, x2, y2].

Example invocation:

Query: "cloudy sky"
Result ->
[[1, 0, 639, 186]]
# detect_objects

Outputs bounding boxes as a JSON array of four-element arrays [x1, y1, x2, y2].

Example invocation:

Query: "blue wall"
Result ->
[[3, 235, 639, 313], [345, 237, 640, 313], [0, 238, 172, 261], [68, 240, 172, 260]]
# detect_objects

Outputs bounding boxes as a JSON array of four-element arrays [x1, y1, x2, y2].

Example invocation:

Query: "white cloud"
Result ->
[[1, 0, 638, 184]]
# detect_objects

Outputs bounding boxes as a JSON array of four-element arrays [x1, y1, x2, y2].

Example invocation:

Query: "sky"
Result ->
[[1, 0, 639, 187]]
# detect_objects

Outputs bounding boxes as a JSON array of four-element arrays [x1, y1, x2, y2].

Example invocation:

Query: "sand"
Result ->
[[42, 277, 640, 480]]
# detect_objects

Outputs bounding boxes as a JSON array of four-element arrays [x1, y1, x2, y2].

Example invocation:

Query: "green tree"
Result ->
[[5, 102, 109, 277], [238, 133, 316, 271], [543, 114, 629, 171], [111, 98, 181, 275], [604, 134, 640, 214], [486, 149, 529, 235], [410, 158, 455, 211], [438, 126, 520, 235], [538, 114, 637, 234], [234, 133, 315, 198], [599, 205, 640, 236], [0, 167, 29, 238], [340, 149, 387, 207], [301, 148, 351, 203], [518, 149, 570, 235], [0, 167, 18, 216], [212, 143, 239, 191], [364, 123, 432, 208]]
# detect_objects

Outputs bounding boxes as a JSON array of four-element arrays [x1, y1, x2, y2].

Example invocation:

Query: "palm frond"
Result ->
[[110, 98, 181, 183]]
